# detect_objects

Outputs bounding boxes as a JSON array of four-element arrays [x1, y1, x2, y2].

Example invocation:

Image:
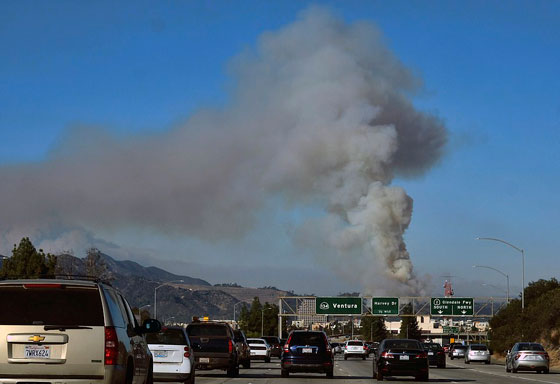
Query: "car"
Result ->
[[262, 336, 283, 358], [146, 326, 195, 384], [344, 340, 367, 360], [186, 321, 240, 377], [447, 342, 462, 357], [331, 342, 343, 354], [373, 338, 429, 381], [506, 342, 549, 374], [233, 329, 251, 368], [0, 278, 161, 384], [464, 344, 491, 365], [247, 338, 271, 363], [449, 344, 467, 359], [422, 342, 446, 368], [281, 330, 334, 378]]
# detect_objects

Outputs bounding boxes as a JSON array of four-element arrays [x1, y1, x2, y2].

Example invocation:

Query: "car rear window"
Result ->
[[454, 346, 467, 350], [348, 341, 363, 346], [146, 328, 187, 345], [289, 332, 327, 347], [518, 343, 545, 351], [470, 345, 488, 351], [187, 324, 229, 337], [424, 343, 442, 351], [384, 340, 422, 350], [0, 284, 104, 326], [248, 339, 265, 344], [263, 337, 279, 344]]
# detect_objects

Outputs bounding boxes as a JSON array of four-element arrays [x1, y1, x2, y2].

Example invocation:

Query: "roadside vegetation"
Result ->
[[490, 278, 560, 360]]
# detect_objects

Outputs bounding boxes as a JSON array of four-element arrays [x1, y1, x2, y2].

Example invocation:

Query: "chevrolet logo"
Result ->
[[28, 335, 45, 342]]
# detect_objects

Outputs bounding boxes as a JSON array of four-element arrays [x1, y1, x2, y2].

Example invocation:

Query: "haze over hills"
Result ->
[[54, 251, 293, 322]]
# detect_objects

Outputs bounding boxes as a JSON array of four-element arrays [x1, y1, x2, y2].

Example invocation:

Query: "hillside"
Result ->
[[53, 252, 292, 322]]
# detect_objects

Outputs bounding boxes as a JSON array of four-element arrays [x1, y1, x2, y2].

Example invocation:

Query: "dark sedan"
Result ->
[[422, 342, 446, 368], [281, 330, 334, 378], [262, 336, 282, 358], [373, 339, 429, 381]]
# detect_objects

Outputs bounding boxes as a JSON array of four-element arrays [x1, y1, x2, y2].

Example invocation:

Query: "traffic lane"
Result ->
[[444, 359, 560, 384]]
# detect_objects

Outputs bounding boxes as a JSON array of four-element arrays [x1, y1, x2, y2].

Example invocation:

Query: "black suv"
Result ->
[[281, 330, 334, 378]]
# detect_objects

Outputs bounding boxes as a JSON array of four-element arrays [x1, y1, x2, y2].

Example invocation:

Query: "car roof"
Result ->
[[0, 279, 100, 287]]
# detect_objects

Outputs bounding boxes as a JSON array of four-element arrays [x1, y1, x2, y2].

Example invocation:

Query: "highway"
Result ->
[[157, 356, 560, 384]]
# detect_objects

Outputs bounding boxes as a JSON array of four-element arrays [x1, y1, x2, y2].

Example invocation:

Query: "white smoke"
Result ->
[[0, 7, 446, 293]]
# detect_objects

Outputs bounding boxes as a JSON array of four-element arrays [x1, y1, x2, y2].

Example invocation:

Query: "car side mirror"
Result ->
[[139, 318, 161, 334], [506, 350, 510, 355]]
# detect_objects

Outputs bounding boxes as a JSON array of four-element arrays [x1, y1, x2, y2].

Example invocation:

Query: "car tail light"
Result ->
[[416, 352, 428, 359], [381, 352, 394, 359], [284, 334, 292, 353], [438, 351, 445, 355], [104, 327, 118, 365], [544, 352, 549, 360], [514, 353, 521, 360], [363, 345, 367, 350], [228, 339, 233, 354], [184, 346, 191, 358]]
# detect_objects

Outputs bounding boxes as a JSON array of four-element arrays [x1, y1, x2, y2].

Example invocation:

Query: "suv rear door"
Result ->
[[0, 281, 106, 380]]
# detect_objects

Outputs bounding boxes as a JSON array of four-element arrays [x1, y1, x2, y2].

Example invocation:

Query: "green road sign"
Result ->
[[443, 326, 459, 333], [372, 297, 399, 315], [315, 297, 362, 315], [430, 297, 474, 316]]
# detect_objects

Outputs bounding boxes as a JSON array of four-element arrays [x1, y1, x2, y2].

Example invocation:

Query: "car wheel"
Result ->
[[437, 363, 445, 368], [281, 369, 289, 378], [512, 366, 518, 373], [506, 362, 511, 372], [145, 363, 153, 384], [326, 369, 334, 378], [125, 361, 134, 384], [362, 355, 366, 360], [376, 369, 383, 381], [344, 355, 348, 360], [226, 365, 237, 377], [265, 356, 271, 363], [544, 368, 550, 374], [243, 359, 251, 369], [184, 369, 195, 384], [485, 360, 490, 365], [465, 359, 470, 364], [450, 356, 454, 360]]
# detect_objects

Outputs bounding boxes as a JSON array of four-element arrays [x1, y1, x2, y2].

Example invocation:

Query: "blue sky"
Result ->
[[1, 1, 559, 296]]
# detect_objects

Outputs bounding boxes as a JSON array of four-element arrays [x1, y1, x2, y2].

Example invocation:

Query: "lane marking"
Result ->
[[447, 362, 558, 384]]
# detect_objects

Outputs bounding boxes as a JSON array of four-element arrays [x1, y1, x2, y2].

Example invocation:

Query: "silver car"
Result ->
[[450, 345, 467, 359], [506, 342, 549, 374], [465, 344, 491, 364], [0, 279, 161, 384]]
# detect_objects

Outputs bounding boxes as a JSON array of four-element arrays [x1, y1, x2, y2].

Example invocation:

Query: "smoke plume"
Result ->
[[0, 7, 446, 293]]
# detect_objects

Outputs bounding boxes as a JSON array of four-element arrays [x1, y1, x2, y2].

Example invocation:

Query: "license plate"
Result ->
[[25, 345, 50, 359], [428, 352, 434, 356], [199, 357, 210, 363], [302, 348, 313, 353], [400, 355, 409, 360], [154, 350, 168, 358], [251, 351, 258, 355]]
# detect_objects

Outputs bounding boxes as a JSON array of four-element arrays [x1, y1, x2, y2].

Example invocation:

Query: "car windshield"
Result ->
[[146, 328, 187, 345], [0, 284, 104, 326], [384, 340, 422, 350], [470, 345, 488, 351], [518, 343, 545, 351], [289, 332, 327, 347]]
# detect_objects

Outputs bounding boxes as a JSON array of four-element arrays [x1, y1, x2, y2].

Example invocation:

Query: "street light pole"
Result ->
[[473, 265, 510, 303], [154, 280, 184, 320], [233, 301, 249, 323], [477, 237, 524, 310]]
